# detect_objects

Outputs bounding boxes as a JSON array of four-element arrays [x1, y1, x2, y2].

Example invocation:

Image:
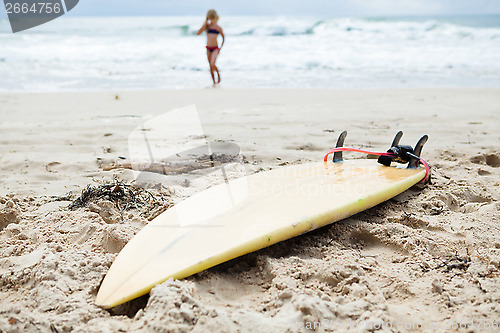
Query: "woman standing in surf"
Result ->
[[197, 9, 225, 85]]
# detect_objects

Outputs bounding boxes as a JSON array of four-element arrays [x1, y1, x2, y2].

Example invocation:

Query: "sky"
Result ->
[[2, 0, 500, 18]]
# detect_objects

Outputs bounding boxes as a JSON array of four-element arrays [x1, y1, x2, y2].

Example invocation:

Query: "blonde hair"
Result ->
[[206, 9, 219, 21]]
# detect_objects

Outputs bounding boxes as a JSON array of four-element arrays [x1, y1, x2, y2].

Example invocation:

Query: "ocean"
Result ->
[[0, 15, 499, 91]]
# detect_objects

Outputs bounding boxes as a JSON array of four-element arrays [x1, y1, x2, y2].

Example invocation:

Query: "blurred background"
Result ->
[[1, 0, 499, 91]]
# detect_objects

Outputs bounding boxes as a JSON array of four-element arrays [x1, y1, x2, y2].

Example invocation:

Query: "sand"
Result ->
[[0, 88, 499, 332]]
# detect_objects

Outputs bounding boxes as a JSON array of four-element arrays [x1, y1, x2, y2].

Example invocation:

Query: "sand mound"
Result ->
[[1, 148, 499, 332], [0, 197, 20, 231]]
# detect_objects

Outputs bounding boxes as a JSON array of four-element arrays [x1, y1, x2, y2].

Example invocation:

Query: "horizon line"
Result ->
[[1, 12, 500, 19]]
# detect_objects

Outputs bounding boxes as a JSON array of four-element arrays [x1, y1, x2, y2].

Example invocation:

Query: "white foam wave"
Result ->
[[0, 15, 499, 91]]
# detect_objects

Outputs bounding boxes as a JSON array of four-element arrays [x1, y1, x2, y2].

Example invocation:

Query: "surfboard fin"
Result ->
[[408, 135, 428, 169], [391, 131, 403, 147], [333, 131, 348, 162], [377, 132, 428, 169]]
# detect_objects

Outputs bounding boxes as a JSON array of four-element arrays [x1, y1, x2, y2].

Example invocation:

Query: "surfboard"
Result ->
[[96, 132, 428, 308]]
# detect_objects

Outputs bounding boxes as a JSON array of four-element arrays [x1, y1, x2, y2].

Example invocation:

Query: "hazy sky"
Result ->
[[68, 0, 500, 16], [2, 0, 500, 17]]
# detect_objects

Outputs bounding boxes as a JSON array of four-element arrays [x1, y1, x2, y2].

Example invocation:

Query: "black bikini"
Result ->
[[207, 29, 219, 34]]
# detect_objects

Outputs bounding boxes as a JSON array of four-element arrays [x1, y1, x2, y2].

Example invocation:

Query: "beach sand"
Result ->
[[0, 88, 499, 332]]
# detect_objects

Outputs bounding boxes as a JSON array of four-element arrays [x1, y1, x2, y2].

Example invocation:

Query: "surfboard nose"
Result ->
[[95, 284, 140, 309], [95, 263, 157, 309], [95, 291, 115, 309]]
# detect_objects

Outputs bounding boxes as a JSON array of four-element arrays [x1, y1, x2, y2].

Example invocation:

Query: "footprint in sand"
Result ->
[[45, 162, 61, 173], [478, 168, 491, 176], [485, 154, 500, 167], [470, 153, 500, 167]]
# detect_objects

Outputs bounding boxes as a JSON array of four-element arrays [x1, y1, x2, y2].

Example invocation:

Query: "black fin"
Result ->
[[391, 131, 403, 147], [408, 135, 428, 169], [333, 131, 347, 162], [378, 131, 403, 166]]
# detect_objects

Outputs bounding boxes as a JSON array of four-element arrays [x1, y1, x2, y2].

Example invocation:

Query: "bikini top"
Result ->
[[207, 28, 219, 34]]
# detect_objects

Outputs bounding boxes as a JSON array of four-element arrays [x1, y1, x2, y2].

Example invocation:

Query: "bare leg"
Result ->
[[207, 49, 216, 84], [210, 49, 221, 84]]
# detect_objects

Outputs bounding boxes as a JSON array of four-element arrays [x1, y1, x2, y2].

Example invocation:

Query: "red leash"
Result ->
[[323, 147, 430, 183]]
